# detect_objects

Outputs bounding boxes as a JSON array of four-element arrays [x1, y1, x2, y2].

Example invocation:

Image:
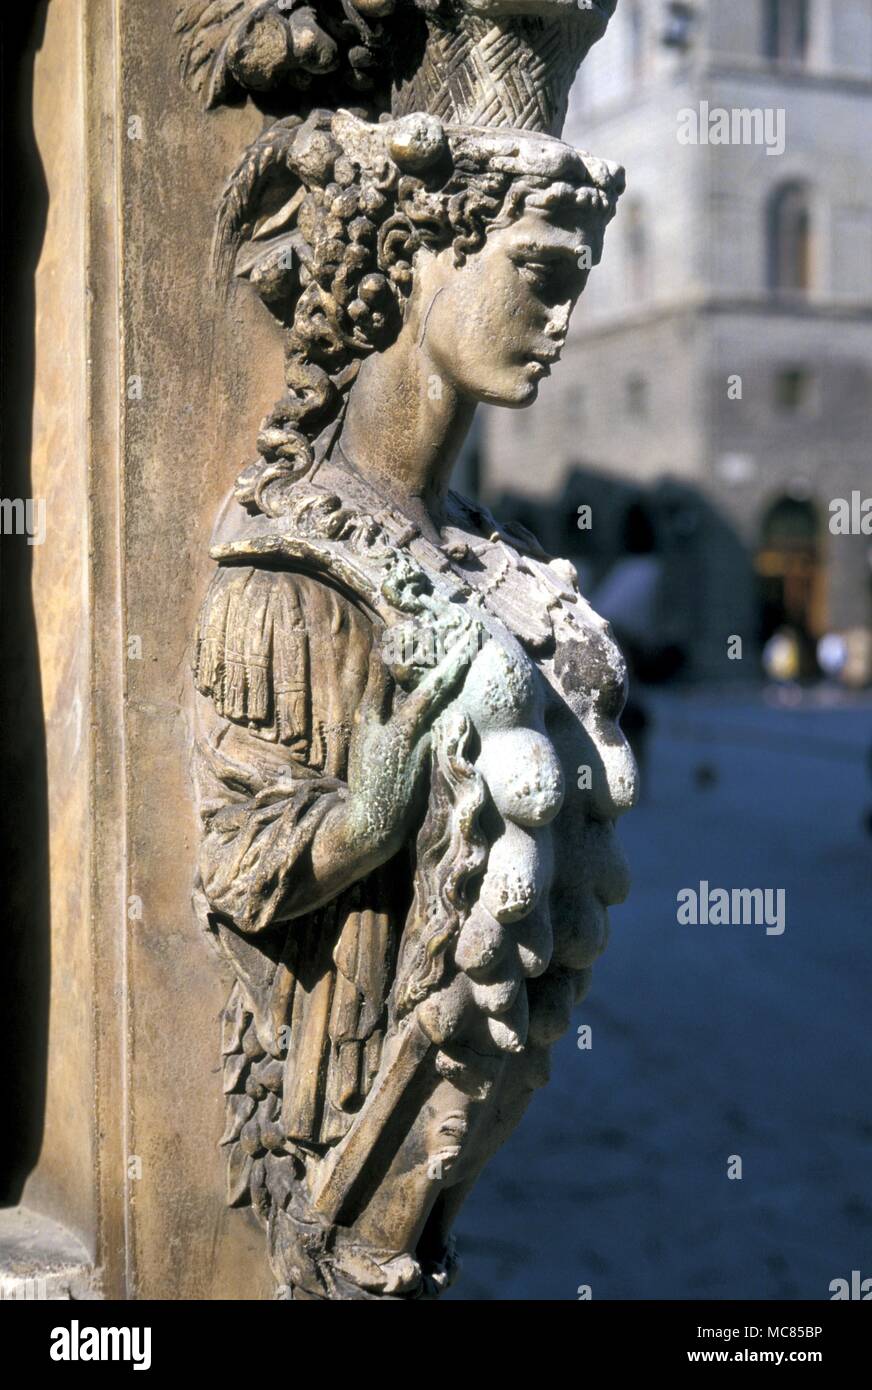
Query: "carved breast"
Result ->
[[433, 523, 637, 1039], [461, 639, 565, 828]]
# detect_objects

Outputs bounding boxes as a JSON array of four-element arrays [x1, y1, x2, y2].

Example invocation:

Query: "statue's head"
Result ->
[[219, 110, 623, 515]]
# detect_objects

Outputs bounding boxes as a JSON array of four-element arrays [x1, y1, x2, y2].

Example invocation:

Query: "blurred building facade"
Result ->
[[482, 0, 872, 681]]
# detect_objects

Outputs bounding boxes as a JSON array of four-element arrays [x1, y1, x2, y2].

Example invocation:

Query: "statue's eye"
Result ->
[[518, 260, 550, 292]]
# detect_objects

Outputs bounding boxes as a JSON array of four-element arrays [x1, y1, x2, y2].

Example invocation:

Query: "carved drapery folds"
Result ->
[[178, 0, 635, 1300]]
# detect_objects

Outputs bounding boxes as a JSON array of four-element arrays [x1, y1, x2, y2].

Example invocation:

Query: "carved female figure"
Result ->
[[192, 108, 635, 1298]]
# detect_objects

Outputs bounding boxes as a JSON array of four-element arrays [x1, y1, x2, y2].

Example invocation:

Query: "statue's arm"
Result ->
[[195, 735, 365, 933], [194, 571, 475, 934]]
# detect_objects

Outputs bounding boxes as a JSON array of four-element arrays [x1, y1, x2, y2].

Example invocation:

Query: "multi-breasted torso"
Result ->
[[193, 461, 636, 1184]]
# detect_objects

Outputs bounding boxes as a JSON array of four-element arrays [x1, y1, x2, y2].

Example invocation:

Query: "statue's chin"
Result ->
[[474, 373, 543, 409]]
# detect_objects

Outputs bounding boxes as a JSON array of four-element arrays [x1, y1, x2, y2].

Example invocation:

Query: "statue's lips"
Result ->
[[527, 359, 553, 379], [526, 346, 564, 377]]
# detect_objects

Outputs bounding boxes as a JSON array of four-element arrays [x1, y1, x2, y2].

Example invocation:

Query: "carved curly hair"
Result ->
[[214, 109, 622, 515]]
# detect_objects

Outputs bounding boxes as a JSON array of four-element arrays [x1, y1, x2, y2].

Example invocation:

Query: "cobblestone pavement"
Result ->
[[446, 686, 872, 1301]]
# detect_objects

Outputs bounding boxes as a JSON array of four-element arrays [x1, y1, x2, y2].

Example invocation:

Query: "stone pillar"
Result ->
[[2, 0, 279, 1299]]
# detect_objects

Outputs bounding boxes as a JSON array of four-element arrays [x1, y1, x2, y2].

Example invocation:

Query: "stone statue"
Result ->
[[179, 1, 636, 1301]]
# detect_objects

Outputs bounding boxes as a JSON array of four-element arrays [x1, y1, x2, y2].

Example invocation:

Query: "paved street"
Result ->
[[446, 687, 872, 1300]]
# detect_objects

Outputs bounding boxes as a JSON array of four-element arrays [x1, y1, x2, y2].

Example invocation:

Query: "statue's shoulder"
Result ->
[[193, 562, 370, 748], [444, 490, 589, 596], [441, 489, 609, 657], [444, 489, 552, 562], [193, 565, 307, 742]]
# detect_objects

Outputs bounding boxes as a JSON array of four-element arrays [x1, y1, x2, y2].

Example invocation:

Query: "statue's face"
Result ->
[[412, 205, 604, 408]]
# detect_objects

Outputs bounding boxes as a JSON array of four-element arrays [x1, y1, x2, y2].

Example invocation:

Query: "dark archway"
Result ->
[[756, 495, 825, 671]]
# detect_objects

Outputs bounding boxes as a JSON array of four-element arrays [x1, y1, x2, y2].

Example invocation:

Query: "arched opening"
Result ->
[[767, 182, 813, 293], [756, 495, 826, 672]]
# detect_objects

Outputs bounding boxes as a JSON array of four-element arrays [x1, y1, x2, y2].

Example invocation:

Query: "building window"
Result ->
[[626, 374, 648, 417], [768, 183, 813, 292], [763, 0, 810, 65], [662, 2, 694, 51], [624, 199, 649, 300], [774, 367, 817, 413], [628, 2, 646, 83]]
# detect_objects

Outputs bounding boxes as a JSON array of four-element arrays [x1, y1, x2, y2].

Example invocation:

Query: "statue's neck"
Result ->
[[337, 331, 476, 546]]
